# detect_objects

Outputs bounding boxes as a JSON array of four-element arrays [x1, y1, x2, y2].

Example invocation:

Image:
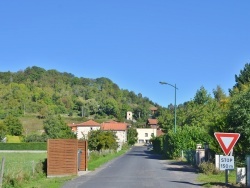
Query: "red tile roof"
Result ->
[[74, 120, 101, 127], [101, 122, 128, 131], [157, 129, 164, 137], [68, 123, 77, 127], [148, 119, 158, 125]]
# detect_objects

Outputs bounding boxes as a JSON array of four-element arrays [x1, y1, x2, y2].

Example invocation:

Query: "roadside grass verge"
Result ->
[[88, 146, 130, 171], [0, 146, 130, 188], [197, 170, 243, 187], [20, 176, 76, 188]]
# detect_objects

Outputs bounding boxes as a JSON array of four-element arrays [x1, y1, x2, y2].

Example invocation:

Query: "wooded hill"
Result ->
[[2, 64, 250, 162], [0, 66, 160, 123]]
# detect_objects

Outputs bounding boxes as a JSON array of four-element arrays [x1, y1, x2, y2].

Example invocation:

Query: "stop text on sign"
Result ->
[[220, 155, 234, 170]]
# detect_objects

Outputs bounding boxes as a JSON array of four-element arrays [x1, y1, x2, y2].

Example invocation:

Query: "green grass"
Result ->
[[197, 170, 242, 187], [88, 148, 129, 171], [0, 147, 130, 188], [0, 152, 78, 188], [20, 176, 76, 188], [20, 116, 44, 132], [6, 135, 22, 143], [0, 152, 47, 175]]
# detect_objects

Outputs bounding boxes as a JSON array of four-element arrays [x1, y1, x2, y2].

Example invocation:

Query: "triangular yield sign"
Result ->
[[214, 132, 240, 156]]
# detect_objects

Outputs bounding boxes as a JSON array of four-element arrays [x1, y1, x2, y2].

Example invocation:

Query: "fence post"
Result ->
[[0, 157, 5, 188], [32, 160, 35, 176]]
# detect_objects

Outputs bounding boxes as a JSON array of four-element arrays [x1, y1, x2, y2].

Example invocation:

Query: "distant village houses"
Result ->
[[68, 108, 163, 147]]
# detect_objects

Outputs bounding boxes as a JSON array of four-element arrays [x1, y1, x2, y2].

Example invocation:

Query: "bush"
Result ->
[[198, 162, 220, 175], [163, 125, 212, 159], [121, 143, 129, 150], [24, 134, 48, 142], [35, 159, 47, 176], [152, 136, 164, 154]]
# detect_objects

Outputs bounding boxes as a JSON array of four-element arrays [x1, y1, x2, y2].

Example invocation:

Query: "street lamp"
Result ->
[[159, 81, 178, 133]]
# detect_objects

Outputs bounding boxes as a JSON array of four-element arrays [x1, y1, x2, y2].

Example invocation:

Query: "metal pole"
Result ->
[[225, 169, 229, 186], [174, 84, 177, 133], [159, 81, 178, 133]]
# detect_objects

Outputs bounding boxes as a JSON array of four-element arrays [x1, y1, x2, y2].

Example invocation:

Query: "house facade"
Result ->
[[136, 128, 157, 144], [68, 118, 163, 147], [101, 121, 128, 144], [73, 120, 101, 139]]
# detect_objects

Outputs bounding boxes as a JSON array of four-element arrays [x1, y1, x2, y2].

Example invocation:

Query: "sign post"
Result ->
[[214, 132, 240, 186]]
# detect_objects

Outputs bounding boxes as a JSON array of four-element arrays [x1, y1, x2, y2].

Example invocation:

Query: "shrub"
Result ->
[[24, 134, 48, 142], [35, 159, 47, 176], [198, 162, 220, 175]]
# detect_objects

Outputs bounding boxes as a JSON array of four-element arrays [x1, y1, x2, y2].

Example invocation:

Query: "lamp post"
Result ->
[[159, 81, 178, 133]]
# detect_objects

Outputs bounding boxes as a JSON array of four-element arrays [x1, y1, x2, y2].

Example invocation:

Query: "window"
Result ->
[[151, 133, 154, 137], [145, 133, 148, 137]]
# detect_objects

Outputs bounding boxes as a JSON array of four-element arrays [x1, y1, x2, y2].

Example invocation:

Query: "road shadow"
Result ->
[[197, 182, 244, 188], [125, 148, 163, 160], [170, 180, 206, 187], [163, 160, 199, 174]]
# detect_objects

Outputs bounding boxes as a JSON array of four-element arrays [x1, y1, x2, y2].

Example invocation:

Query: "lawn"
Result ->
[[0, 152, 47, 175], [88, 148, 129, 171], [197, 170, 243, 187], [0, 147, 130, 188]]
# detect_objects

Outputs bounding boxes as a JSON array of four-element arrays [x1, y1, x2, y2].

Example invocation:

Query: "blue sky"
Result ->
[[0, 1, 249, 107]]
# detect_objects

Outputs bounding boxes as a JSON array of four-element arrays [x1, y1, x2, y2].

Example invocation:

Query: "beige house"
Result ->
[[136, 118, 164, 144], [101, 121, 128, 144], [136, 128, 157, 144], [73, 120, 101, 139]]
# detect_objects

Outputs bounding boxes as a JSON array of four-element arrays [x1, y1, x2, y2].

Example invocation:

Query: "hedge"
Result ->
[[0, 143, 47, 150]]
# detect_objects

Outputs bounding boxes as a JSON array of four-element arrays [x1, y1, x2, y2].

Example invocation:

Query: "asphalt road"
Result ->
[[62, 146, 203, 188]]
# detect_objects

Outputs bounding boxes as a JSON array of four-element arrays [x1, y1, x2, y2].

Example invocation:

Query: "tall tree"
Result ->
[[227, 87, 250, 160], [3, 115, 23, 136], [230, 63, 250, 95], [43, 115, 76, 139], [194, 86, 211, 105], [213, 85, 227, 102]]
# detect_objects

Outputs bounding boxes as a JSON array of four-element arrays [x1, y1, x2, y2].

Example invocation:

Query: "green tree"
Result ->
[[0, 121, 7, 140], [3, 115, 23, 136], [100, 98, 119, 117], [88, 130, 118, 151], [164, 125, 212, 159], [127, 127, 138, 145], [157, 108, 174, 132], [194, 86, 211, 105], [83, 99, 99, 115], [213, 85, 227, 102], [43, 115, 76, 139], [227, 87, 250, 160], [230, 63, 250, 94]]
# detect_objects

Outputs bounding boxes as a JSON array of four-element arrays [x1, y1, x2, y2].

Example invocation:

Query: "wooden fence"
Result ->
[[78, 140, 88, 171], [47, 139, 87, 177]]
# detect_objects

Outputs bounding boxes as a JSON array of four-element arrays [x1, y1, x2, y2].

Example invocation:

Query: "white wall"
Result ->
[[136, 128, 157, 143], [77, 126, 100, 139], [115, 130, 127, 143]]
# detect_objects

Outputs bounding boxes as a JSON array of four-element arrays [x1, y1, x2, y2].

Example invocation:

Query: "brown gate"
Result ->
[[78, 140, 88, 171], [47, 139, 88, 177]]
